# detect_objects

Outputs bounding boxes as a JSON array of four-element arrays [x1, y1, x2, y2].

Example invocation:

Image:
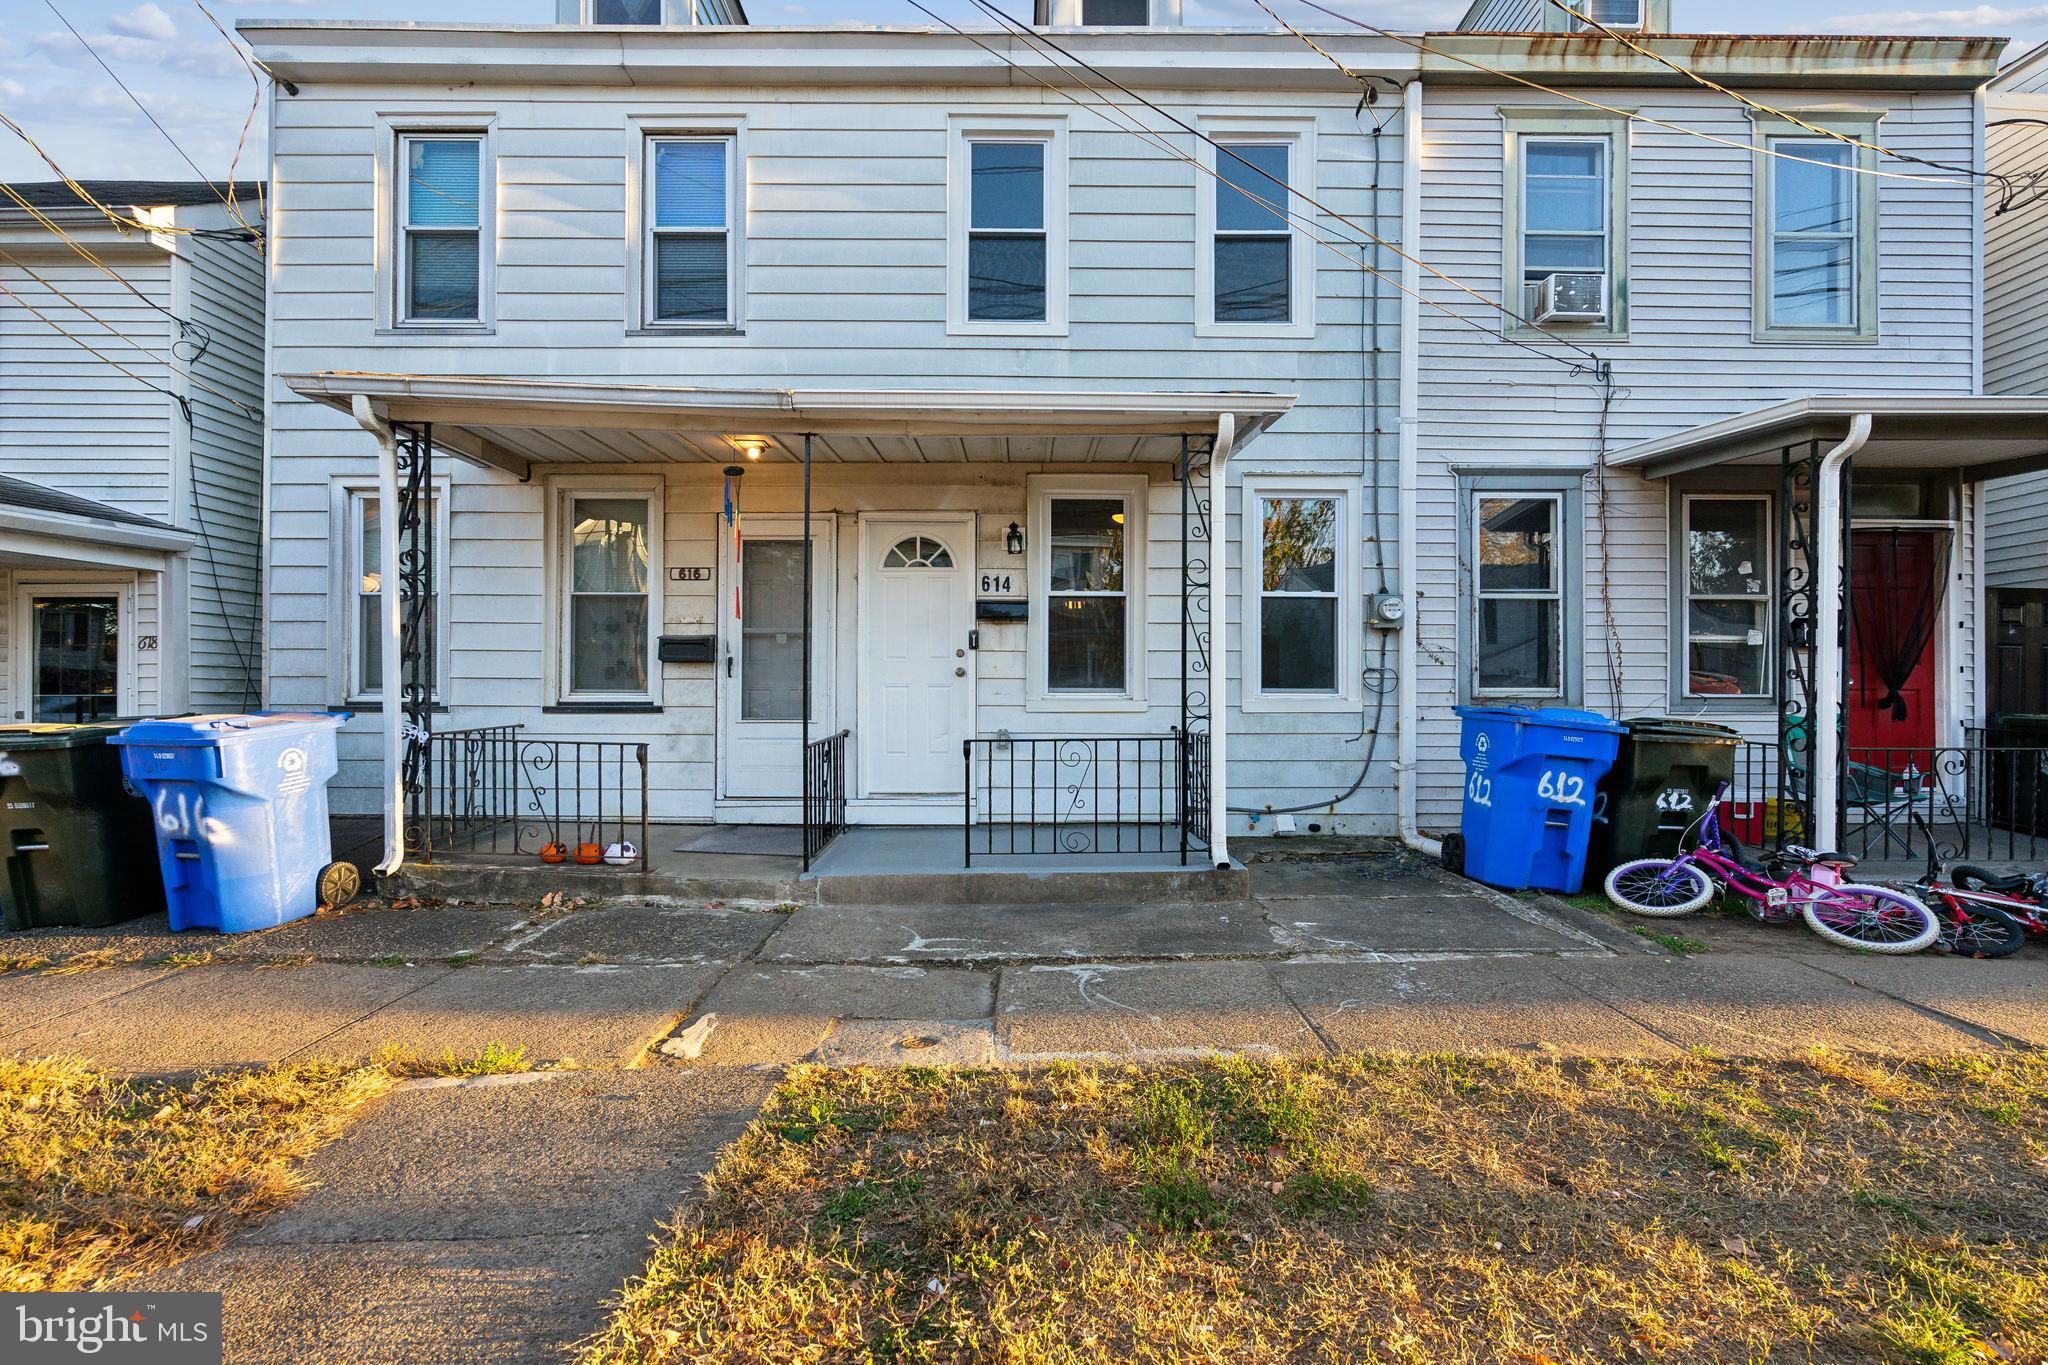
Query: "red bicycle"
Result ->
[[1909, 864, 2047, 959]]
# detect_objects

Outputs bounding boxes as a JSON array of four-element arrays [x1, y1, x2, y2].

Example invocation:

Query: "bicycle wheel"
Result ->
[[1604, 859, 1715, 917], [1936, 899, 2029, 959], [1801, 883, 1940, 954], [1947, 863, 2004, 892]]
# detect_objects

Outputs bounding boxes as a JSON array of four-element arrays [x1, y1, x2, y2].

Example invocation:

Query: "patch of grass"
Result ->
[[0, 953, 53, 973], [1633, 924, 1709, 956], [769, 901, 801, 915], [41, 949, 140, 975], [0, 1056, 392, 1291], [374, 1040, 530, 1078], [156, 951, 214, 970], [252, 953, 317, 970], [585, 1050, 2048, 1365]]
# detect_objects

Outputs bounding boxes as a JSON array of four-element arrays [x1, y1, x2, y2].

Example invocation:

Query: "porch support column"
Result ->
[[800, 431, 813, 872], [1811, 413, 1872, 849], [1209, 413, 1236, 870], [351, 394, 407, 876]]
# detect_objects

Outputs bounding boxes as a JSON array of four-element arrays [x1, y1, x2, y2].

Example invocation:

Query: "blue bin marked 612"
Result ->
[[110, 713, 360, 933], [1454, 706, 1622, 895]]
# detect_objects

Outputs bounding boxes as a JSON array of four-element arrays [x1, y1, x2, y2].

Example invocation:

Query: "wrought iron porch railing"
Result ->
[[803, 728, 850, 870], [961, 732, 1210, 867], [422, 724, 649, 870], [1731, 738, 2048, 876]]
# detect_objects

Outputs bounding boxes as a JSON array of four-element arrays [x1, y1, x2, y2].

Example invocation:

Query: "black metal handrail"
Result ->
[[423, 725, 649, 871], [803, 728, 850, 871], [1734, 737, 2048, 875], [962, 731, 1209, 866]]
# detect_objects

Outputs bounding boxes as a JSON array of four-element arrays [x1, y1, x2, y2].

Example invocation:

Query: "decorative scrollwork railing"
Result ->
[[422, 725, 649, 871], [961, 732, 1209, 866]]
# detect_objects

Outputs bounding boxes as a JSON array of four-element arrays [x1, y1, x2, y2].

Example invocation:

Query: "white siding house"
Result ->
[[1406, 16, 2014, 852], [246, 16, 1416, 870], [0, 183, 266, 722]]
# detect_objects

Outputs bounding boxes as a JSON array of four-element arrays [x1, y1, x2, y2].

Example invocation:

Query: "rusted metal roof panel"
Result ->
[[1421, 32, 2002, 88]]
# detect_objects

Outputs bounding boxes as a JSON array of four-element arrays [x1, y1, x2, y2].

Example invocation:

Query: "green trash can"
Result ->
[[0, 721, 167, 931], [1586, 717, 1741, 876]]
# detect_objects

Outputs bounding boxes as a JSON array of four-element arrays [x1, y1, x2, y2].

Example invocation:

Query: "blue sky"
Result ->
[[2, 0, 2043, 182]]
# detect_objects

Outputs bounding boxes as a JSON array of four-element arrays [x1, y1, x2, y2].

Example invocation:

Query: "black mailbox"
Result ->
[[658, 634, 716, 664]]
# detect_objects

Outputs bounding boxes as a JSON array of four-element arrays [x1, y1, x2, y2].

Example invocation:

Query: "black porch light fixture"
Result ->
[[1005, 521, 1024, 556]]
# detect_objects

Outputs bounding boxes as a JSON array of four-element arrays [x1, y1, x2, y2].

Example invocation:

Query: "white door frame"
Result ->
[[11, 576, 140, 723], [856, 512, 976, 801], [716, 513, 836, 802]]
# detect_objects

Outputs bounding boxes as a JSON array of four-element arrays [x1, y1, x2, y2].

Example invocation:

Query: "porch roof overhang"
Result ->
[[0, 476, 194, 572], [1606, 395, 2048, 483], [284, 372, 1296, 478]]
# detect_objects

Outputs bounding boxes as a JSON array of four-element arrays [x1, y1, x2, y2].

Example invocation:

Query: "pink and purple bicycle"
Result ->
[[1602, 783, 1939, 953]]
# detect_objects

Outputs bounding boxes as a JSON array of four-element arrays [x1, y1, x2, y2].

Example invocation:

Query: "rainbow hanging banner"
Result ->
[[723, 470, 743, 618]]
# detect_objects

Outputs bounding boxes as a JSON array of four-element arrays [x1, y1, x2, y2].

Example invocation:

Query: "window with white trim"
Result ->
[[1520, 138, 1607, 292], [345, 490, 443, 702], [1765, 138, 1859, 331], [967, 138, 1048, 323], [397, 133, 484, 324], [1473, 493, 1563, 697], [556, 490, 661, 701], [1251, 488, 1351, 697], [645, 135, 736, 327], [1682, 495, 1772, 698], [1212, 140, 1293, 324], [1028, 479, 1144, 703]]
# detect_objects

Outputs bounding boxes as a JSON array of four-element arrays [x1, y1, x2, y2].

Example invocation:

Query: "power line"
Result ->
[[191, 0, 269, 234], [948, 0, 1609, 373], [0, 189, 213, 359]]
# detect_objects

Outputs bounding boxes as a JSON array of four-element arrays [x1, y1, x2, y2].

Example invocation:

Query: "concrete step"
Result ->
[[811, 864, 1250, 906], [387, 859, 810, 908]]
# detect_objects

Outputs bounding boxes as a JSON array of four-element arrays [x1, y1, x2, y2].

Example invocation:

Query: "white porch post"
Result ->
[[1810, 413, 1872, 850], [1209, 413, 1236, 870], [351, 395, 407, 876]]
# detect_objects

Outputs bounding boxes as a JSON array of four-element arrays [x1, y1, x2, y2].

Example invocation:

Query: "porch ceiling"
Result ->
[[285, 372, 1295, 477], [1607, 395, 2048, 482]]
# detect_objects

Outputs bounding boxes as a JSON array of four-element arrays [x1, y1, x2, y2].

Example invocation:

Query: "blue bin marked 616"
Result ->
[[110, 713, 357, 933], [1453, 706, 1622, 895]]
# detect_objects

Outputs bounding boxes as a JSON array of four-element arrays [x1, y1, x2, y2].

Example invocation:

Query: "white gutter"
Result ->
[[351, 393, 407, 878], [1209, 412, 1235, 871], [1810, 412, 1873, 852], [1396, 78, 1440, 859]]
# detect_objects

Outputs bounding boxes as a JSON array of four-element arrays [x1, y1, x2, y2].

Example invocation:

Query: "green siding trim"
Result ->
[[1750, 111, 1882, 344], [1500, 106, 1632, 342]]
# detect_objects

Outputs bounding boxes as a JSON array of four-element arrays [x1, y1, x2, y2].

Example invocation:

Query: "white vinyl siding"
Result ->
[[1981, 97, 2048, 593]]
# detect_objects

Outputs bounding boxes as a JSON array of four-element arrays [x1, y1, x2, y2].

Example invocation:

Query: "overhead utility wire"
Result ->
[[1290, 0, 1970, 186], [41, 0, 262, 241], [0, 113, 254, 243], [191, 0, 269, 231], [1538, 0, 2016, 199], [947, 0, 1608, 374]]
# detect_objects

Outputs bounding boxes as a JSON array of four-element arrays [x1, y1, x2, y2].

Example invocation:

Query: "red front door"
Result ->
[[1847, 528, 1942, 764]]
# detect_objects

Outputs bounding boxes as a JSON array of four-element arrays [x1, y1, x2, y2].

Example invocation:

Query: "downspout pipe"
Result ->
[[1209, 411, 1235, 870], [1810, 412, 1873, 852], [1395, 78, 1440, 859], [351, 394, 407, 877]]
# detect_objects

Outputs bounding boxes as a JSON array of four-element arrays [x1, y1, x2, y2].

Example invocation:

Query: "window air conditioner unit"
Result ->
[[1527, 271, 1607, 325]]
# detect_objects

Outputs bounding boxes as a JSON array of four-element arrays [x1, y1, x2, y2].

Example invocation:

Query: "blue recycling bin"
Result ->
[[109, 713, 351, 933], [1454, 705, 1623, 894]]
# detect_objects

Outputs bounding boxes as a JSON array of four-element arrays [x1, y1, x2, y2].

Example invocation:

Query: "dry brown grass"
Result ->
[[0, 1056, 394, 1291], [586, 1050, 2048, 1365]]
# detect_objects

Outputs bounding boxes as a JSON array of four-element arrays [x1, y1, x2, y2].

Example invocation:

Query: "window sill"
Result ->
[[1195, 319, 1314, 341], [1752, 329, 1879, 346], [375, 325, 495, 338], [1506, 324, 1629, 344], [1241, 693, 1360, 715], [543, 702, 662, 714], [1671, 695, 1778, 713], [1024, 694, 1149, 715], [626, 326, 745, 340], [947, 320, 1070, 339]]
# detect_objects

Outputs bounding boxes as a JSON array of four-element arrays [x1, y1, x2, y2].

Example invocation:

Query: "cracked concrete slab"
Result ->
[[759, 899, 1277, 965], [996, 960, 1328, 1061], [7, 964, 447, 1072], [817, 1018, 998, 1067], [213, 906, 528, 964], [0, 965, 175, 1044], [482, 902, 783, 966], [1249, 858, 1445, 900], [678, 963, 992, 1067], [0, 913, 184, 960], [1259, 894, 1594, 954], [1274, 956, 1678, 1057], [309, 963, 723, 1067], [1550, 953, 1993, 1056], [1793, 953, 2048, 1048], [147, 1068, 773, 1364]]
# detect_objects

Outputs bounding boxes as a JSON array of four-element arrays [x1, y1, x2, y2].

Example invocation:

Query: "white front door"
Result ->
[[860, 517, 973, 796], [11, 579, 137, 723], [719, 517, 833, 799]]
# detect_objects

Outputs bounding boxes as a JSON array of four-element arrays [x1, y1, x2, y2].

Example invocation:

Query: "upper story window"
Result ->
[[1082, 0, 1148, 22], [969, 140, 1047, 322], [1767, 141, 1858, 331], [1197, 122, 1313, 339], [1505, 110, 1627, 335], [647, 136, 736, 327], [950, 120, 1067, 335], [1572, 0, 1643, 28], [398, 134, 484, 324]]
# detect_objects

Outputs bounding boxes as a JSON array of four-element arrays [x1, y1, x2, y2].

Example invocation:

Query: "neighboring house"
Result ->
[[1404, 3, 2028, 853], [1981, 43, 2048, 717], [246, 6, 1415, 871], [0, 182, 265, 723]]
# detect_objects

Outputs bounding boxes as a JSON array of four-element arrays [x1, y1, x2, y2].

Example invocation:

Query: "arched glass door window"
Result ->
[[882, 536, 954, 569]]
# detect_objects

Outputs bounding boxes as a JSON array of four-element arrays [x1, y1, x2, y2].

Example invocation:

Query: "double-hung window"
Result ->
[[1030, 477, 1143, 703], [1249, 485, 1355, 702], [398, 134, 484, 324], [557, 488, 661, 702], [647, 135, 735, 327], [1473, 494, 1563, 697], [1213, 141, 1292, 324], [1682, 495, 1772, 699], [1520, 137, 1607, 313], [345, 489, 443, 703], [966, 139, 1048, 323], [1766, 139, 1857, 331]]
